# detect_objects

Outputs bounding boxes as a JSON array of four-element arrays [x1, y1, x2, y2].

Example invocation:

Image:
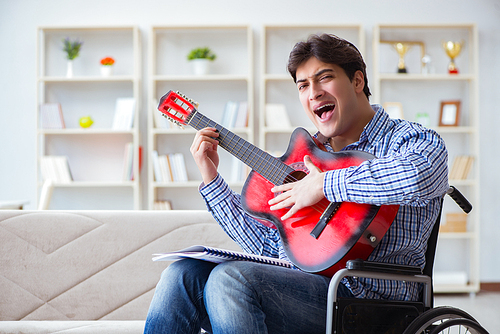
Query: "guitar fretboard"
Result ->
[[187, 110, 295, 186]]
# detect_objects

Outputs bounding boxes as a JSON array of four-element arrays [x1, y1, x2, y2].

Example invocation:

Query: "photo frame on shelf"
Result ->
[[439, 100, 461, 126], [383, 102, 404, 120]]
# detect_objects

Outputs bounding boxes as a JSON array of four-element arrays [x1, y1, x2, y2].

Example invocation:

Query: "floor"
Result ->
[[434, 291, 500, 332]]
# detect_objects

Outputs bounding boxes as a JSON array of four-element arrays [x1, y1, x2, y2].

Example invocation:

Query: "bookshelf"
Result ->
[[148, 25, 254, 210], [36, 26, 141, 210], [373, 23, 480, 293], [259, 24, 365, 154]]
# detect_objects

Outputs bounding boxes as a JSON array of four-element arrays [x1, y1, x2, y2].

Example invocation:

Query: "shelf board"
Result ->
[[153, 74, 249, 82], [51, 181, 137, 187], [39, 76, 136, 82], [433, 126, 476, 134], [438, 232, 476, 239], [263, 73, 292, 81], [378, 73, 475, 81], [434, 283, 479, 294], [447, 179, 477, 187], [153, 181, 245, 188], [39, 129, 135, 135]]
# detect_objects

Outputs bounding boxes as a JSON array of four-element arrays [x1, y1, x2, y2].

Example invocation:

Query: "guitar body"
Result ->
[[241, 128, 399, 277]]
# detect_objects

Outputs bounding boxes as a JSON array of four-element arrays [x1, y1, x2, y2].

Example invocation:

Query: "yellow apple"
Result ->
[[79, 116, 94, 128]]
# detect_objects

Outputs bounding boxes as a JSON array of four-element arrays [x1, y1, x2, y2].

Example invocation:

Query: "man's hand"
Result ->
[[268, 155, 326, 220], [190, 127, 220, 185]]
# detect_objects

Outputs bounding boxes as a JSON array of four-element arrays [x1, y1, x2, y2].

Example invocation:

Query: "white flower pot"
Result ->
[[191, 59, 210, 75], [100, 65, 113, 77], [66, 60, 74, 78]]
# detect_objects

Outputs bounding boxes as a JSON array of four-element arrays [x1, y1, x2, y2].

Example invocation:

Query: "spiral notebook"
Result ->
[[152, 245, 292, 268]]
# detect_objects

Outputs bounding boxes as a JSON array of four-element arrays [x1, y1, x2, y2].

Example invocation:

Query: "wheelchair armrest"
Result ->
[[346, 259, 423, 276]]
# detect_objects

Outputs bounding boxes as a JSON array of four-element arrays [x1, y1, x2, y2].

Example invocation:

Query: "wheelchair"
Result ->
[[326, 186, 489, 334]]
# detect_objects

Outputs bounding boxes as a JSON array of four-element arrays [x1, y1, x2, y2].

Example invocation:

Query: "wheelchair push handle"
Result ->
[[447, 186, 473, 214]]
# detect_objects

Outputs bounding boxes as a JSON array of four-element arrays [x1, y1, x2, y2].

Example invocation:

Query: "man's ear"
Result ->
[[353, 70, 365, 93]]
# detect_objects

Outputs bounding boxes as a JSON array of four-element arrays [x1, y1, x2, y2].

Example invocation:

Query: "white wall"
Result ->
[[1, 0, 499, 281]]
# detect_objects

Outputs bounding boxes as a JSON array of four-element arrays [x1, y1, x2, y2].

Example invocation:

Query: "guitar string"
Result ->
[[173, 98, 329, 215]]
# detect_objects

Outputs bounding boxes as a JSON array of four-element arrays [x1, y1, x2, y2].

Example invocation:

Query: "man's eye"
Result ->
[[320, 75, 332, 81]]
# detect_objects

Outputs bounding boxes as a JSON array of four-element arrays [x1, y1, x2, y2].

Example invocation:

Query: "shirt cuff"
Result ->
[[324, 169, 349, 202], [199, 173, 232, 207]]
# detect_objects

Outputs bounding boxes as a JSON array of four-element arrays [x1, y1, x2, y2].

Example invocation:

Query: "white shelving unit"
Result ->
[[260, 24, 365, 154], [148, 25, 254, 210], [36, 26, 141, 210], [373, 24, 480, 293]]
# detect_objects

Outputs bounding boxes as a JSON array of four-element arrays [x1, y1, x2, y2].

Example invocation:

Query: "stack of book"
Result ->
[[220, 101, 248, 129], [449, 155, 474, 180], [40, 156, 72, 183], [153, 200, 172, 210], [151, 151, 188, 182]]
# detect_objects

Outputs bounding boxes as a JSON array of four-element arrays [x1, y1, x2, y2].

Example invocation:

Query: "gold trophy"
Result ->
[[442, 40, 463, 74], [393, 42, 411, 73]]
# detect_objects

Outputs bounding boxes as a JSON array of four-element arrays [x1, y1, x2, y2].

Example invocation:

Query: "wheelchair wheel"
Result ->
[[428, 317, 489, 333], [402, 306, 479, 334]]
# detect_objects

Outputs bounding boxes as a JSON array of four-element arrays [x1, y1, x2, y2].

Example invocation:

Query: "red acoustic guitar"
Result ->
[[158, 90, 399, 277]]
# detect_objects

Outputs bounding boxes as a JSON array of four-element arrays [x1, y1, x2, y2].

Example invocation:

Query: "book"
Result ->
[[265, 103, 291, 129], [122, 142, 134, 181], [153, 245, 293, 268], [151, 150, 162, 182], [40, 103, 65, 129], [234, 101, 248, 128], [449, 155, 474, 180], [112, 98, 136, 130], [153, 200, 172, 210], [40, 156, 72, 183]]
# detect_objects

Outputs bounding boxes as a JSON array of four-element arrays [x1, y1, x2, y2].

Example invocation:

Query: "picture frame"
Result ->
[[383, 102, 404, 120], [439, 100, 461, 126]]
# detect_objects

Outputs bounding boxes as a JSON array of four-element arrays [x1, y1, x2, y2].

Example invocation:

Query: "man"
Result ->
[[144, 34, 448, 334]]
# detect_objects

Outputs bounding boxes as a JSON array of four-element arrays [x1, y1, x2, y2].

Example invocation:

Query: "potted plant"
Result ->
[[100, 57, 115, 77], [62, 38, 83, 78], [187, 47, 216, 75]]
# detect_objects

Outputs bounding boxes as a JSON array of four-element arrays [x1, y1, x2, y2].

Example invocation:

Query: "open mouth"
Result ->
[[314, 103, 335, 119]]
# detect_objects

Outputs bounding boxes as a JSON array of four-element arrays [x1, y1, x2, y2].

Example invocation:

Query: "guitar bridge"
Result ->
[[310, 202, 341, 239]]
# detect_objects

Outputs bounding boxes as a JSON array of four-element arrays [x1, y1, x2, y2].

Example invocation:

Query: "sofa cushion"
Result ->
[[0, 210, 240, 321]]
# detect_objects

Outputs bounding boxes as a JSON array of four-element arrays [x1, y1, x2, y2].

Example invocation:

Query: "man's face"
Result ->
[[295, 57, 361, 141]]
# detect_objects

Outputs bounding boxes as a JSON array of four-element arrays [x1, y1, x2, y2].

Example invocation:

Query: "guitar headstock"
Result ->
[[157, 90, 199, 127]]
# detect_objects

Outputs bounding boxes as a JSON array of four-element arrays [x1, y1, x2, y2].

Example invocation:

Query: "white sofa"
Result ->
[[0, 210, 240, 333]]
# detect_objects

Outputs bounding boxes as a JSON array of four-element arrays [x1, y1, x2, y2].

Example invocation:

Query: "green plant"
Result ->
[[187, 47, 216, 61], [62, 38, 83, 60]]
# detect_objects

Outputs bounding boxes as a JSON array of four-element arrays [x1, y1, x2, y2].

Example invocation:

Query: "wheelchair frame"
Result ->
[[325, 187, 489, 334]]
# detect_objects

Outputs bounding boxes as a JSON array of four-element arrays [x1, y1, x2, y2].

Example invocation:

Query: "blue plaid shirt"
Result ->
[[200, 105, 448, 301]]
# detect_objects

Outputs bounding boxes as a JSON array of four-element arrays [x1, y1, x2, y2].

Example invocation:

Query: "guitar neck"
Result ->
[[187, 110, 293, 185]]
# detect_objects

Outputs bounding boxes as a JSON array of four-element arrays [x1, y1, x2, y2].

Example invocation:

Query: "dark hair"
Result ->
[[287, 34, 371, 99]]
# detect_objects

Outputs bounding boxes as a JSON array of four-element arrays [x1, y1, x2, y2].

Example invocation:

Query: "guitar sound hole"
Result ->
[[284, 170, 307, 184]]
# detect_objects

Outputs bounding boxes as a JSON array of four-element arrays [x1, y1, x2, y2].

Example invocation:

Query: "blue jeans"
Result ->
[[144, 258, 354, 334]]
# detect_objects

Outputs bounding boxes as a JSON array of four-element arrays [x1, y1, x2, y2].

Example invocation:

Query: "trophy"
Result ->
[[442, 40, 463, 74], [393, 42, 411, 73]]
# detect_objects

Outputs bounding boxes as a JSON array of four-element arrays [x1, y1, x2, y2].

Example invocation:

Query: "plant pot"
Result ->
[[100, 65, 114, 77], [191, 59, 210, 75]]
